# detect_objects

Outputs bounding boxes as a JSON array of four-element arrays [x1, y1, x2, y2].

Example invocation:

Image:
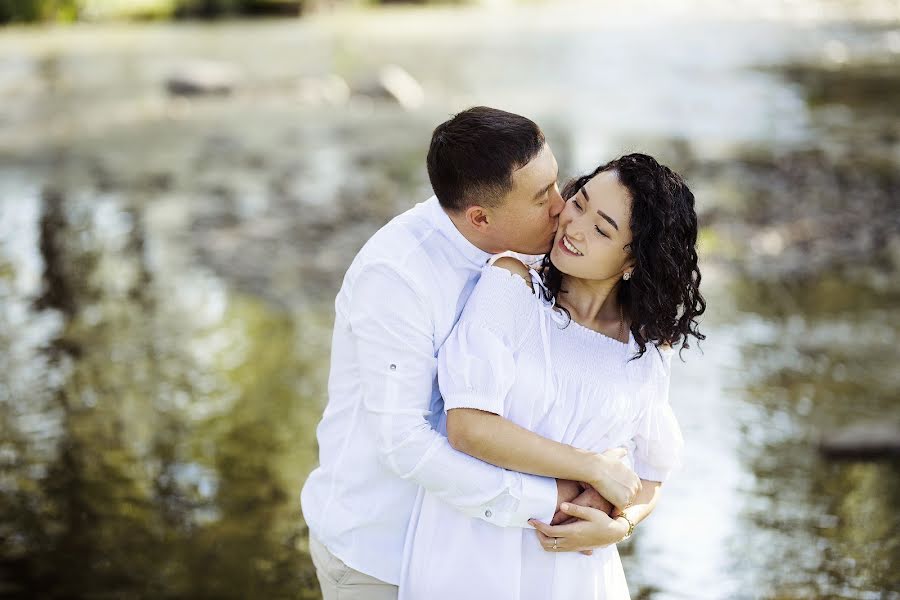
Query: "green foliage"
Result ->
[[174, 0, 255, 18], [0, 0, 309, 22], [0, 0, 475, 22], [0, 0, 80, 23]]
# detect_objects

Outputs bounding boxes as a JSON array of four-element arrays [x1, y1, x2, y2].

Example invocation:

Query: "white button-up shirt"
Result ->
[[300, 197, 558, 585]]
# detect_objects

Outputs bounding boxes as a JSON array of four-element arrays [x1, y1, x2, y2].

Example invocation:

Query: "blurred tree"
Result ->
[[0, 0, 473, 23], [174, 0, 304, 18], [0, 0, 80, 23], [0, 0, 310, 22]]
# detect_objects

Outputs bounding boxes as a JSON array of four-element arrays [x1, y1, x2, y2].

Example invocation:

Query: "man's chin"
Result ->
[[521, 249, 551, 259], [523, 241, 554, 257], [537, 240, 555, 256], [510, 239, 553, 258]]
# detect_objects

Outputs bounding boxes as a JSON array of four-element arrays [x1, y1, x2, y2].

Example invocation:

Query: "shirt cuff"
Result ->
[[508, 473, 557, 528]]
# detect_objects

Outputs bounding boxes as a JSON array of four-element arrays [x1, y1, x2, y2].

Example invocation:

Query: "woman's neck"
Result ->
[[557, 274, 627, 339]]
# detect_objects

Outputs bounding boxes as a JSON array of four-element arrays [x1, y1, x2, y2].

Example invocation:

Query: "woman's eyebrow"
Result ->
[[582, 187, 619, 231], [597, 209, 619, 231]]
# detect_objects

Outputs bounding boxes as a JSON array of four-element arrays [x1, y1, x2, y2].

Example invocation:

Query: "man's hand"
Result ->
[[556, 479, 582, 509], [550, 485, 614, 525], [529, 503, 628, 553]]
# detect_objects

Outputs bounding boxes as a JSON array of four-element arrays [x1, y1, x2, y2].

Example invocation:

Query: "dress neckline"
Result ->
[[559, 314, 633, 347], [524, 267, 633, 349]]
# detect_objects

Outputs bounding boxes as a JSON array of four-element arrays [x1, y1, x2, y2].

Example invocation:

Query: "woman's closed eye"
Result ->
[[595, 225, 610, 238]]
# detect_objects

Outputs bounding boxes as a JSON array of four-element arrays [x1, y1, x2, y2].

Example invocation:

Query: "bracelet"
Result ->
[[617, 513, 635, 540]]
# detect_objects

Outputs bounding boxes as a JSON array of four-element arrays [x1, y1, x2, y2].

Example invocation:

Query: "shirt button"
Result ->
[[484, 510, 492, 518], [389, 364, 397, 371]]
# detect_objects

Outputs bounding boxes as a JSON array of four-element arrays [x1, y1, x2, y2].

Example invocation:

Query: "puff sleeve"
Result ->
[[438, 264, 539, 417], [632, 345, 685, 482]]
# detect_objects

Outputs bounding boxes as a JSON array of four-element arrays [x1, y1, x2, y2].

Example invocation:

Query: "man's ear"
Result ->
[[464, 205, 491, 232]]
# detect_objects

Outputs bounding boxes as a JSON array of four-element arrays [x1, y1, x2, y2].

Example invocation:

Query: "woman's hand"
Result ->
[[529, 503, 629, 553], [586, 447, 641, 510], [551, 485, 616, 556]]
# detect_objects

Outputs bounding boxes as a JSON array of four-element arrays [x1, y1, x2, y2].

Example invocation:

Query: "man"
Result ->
[[301, 107, 629, 599]]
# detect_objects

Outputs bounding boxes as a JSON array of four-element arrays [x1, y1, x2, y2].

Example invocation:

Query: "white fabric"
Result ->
[[300, 198, 558, 586], [400, 263, 684, 600]]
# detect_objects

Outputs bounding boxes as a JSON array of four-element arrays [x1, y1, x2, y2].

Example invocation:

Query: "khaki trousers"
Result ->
[[308, 535, 399, 600]]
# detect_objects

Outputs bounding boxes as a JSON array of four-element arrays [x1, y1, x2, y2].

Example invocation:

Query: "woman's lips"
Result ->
[[558, 235, 583, 257]]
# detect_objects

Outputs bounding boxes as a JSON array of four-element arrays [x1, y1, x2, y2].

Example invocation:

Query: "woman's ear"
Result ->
[[622, 258, 636, 280]]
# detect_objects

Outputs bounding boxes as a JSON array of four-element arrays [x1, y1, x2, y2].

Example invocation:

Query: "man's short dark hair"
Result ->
[[426, 106, 545, 212]]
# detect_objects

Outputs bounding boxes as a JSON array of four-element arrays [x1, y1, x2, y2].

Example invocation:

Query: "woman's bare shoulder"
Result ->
[[490, 256, 533, 287]]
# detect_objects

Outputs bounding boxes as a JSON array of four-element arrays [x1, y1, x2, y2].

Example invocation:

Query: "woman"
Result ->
[[399, 153, 705, 600]]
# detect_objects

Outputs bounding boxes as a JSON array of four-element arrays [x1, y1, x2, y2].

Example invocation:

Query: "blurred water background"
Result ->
[[1, 0, 899, 598]]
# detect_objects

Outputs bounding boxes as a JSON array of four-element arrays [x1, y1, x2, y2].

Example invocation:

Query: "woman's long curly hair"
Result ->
[[540, 153, 706, 360]]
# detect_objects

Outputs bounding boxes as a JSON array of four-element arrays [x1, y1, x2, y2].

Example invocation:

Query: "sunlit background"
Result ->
[[1, 0, 898, 598]]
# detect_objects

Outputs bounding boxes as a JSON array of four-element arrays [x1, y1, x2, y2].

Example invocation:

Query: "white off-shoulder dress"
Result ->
[[399, 261, 684, 600]]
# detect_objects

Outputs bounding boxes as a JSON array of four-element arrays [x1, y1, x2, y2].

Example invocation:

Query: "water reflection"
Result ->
[[0, 186, 325, 598], [727, 276, 900, 599]]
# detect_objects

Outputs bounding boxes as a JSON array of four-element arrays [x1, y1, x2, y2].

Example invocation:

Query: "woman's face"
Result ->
[[549, 169, 634, 282]]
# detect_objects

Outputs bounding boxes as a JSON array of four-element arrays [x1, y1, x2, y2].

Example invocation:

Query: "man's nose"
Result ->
[[550, 191, 565, 217]]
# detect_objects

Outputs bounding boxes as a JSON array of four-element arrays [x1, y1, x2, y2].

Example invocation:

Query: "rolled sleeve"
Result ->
[[471, 472, 557, 528], [510, 473, 558, 526]]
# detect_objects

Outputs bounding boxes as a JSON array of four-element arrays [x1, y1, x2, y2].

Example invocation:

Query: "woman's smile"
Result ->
[[558, 234, 584, 257]]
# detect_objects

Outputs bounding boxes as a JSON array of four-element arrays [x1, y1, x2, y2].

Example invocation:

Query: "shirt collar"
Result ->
[[426, 196, 492, 267]]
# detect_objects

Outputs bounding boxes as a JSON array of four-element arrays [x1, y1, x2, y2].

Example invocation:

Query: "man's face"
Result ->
[[485, 143, 564, 255]]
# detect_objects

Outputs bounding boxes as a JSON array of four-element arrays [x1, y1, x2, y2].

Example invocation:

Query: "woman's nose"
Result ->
[[566, 221, 586, 240]]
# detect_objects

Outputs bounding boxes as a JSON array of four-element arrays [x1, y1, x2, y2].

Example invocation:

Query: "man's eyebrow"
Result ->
[[532, 181, 554, 201]]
